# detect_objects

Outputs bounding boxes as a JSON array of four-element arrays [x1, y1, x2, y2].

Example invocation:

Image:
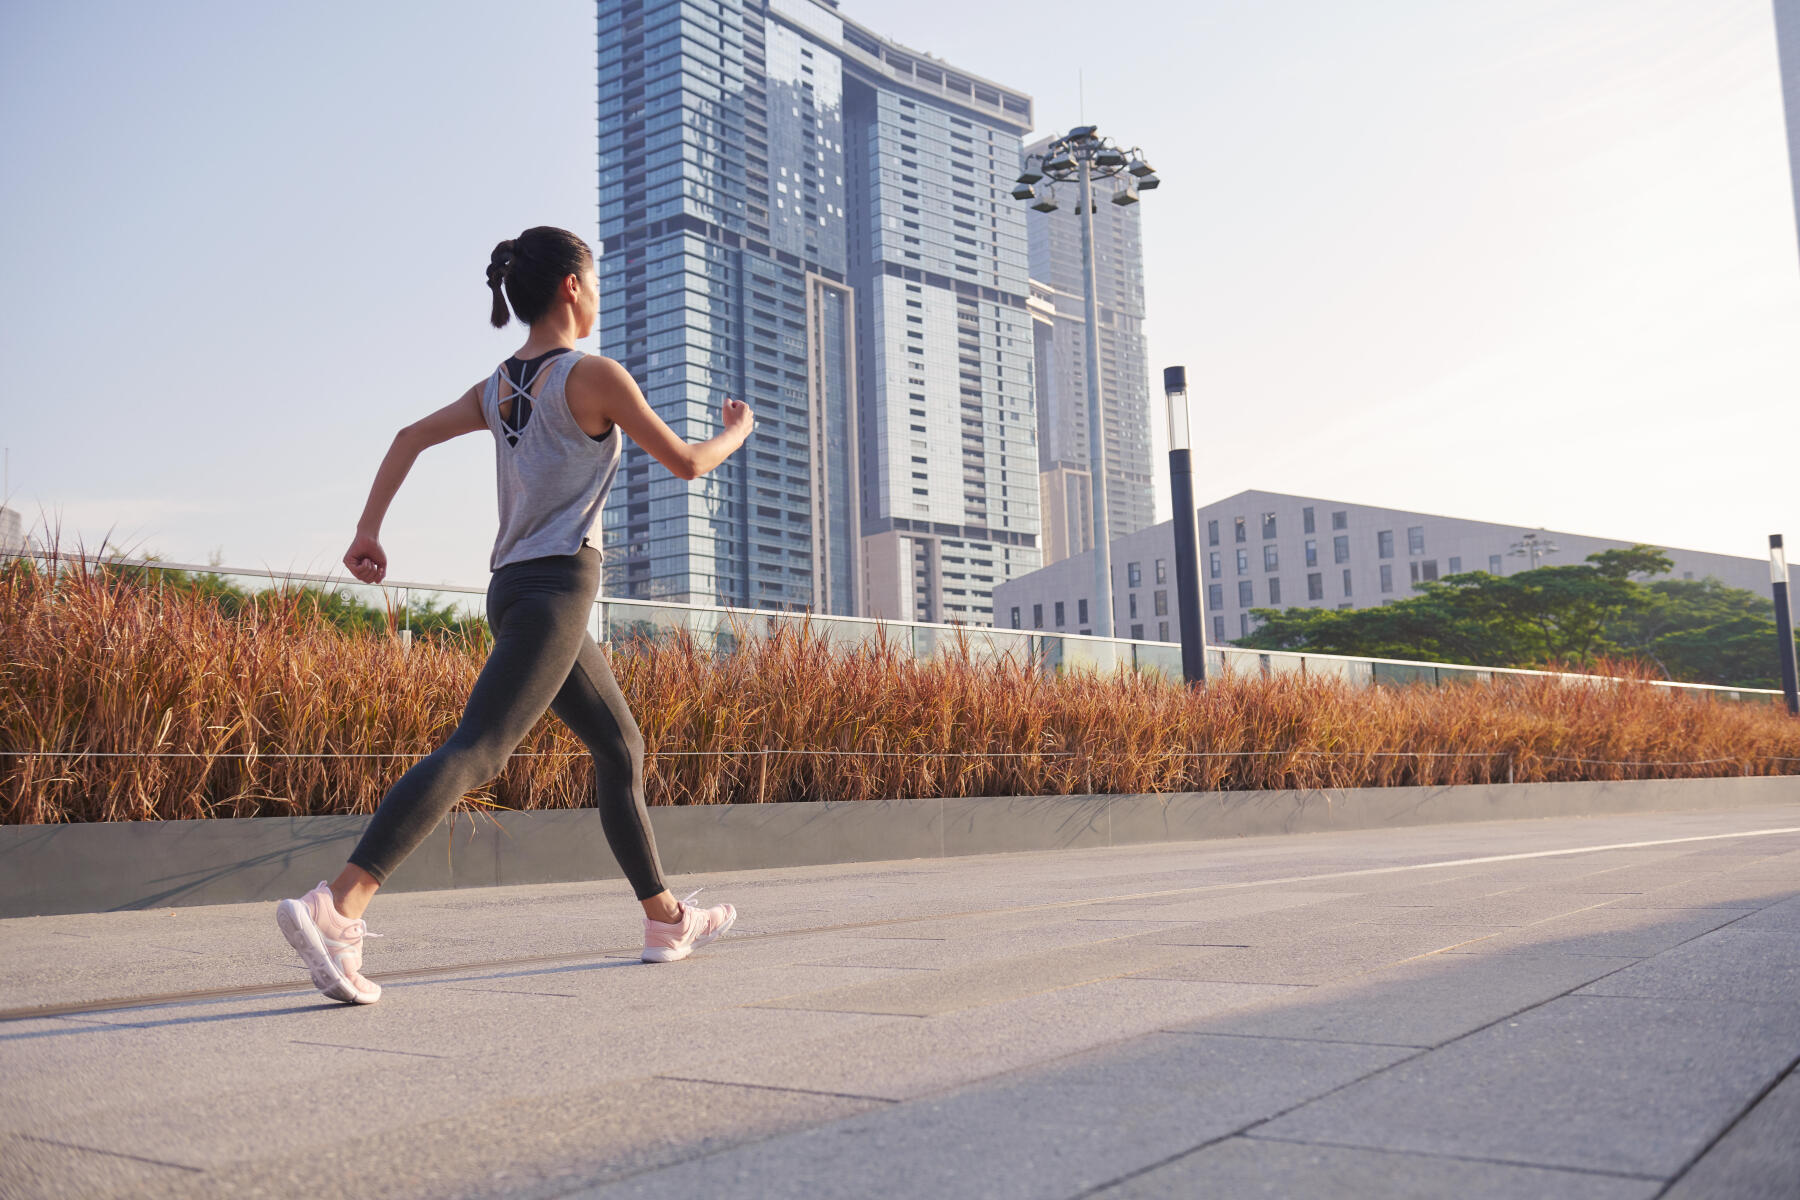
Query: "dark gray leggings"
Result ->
[[348, 545, 667, 900]]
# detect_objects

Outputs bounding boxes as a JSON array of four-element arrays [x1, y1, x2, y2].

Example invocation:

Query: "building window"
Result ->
[[1342, 568, 1353, 597], [1332, 510, 1347, 531], [1208, 519, 1219, 546], [1268, 577, 1282, 605], [1032, 603, 1043, 628], [1307, 572, 1323, 601], [1239, 612, 1250, 638], [1448, 556, 1461, 574], [1409, 561, 1420, 584], [1158, 620, 1169, 641], [1421, 560, 1438, 582], [1128, 593, 1139, 619], [1380, 564, 1393, 593], [1153, 590, 1168, 616], [1234, 516, 1247, 543], [1337, 603, 1353, 611], [1263, 544, 1279, 571], [1054, 600, 1065, 627], [1237, 549, 1250, 574], [1303, 506, 1316, 534], [1213, 614, 1225, 641], [1238, 580, 1254, 607], [1154, 559, 1167, 585], [1262, 512, 1277, 539], [1209, 551, 1222, 579], [1408, 526, 1425, 555], [1130, 623, 1144, 640], [1334, 535, 1350, 564], [1009, 606, 1020, 629], [1305, 539, 1318, 567], [1078, 597, 1088, 624], [1489, 554, 1502, 574], [1208, 583, 1223, 610], [1127, 561, 1141, 587]]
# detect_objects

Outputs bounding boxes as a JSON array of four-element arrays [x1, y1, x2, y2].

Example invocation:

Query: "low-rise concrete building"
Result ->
[[992, 489, 1792, 643]]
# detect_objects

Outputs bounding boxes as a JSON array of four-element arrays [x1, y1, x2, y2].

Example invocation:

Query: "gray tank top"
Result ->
[[481, 350, 621, 571]]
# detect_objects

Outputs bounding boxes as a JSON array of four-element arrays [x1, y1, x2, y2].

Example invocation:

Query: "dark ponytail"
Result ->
[[484, 226, 594, 329]]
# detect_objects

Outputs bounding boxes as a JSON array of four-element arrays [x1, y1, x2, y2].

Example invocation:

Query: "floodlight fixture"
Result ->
[[1016, 167, 1043, 185], [1030, 195, 1059, 212], [1043, 152, 1076, 173], [1128, 158, 1156, 178], [1011, 182, 1037, 201], [1135, 173, 1160, 190], [1095, 146, 1127, 168]]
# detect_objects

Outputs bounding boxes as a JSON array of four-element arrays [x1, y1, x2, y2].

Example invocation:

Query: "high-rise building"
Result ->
[[1024, 134, 1153, 566], [845, 31, 1040, 625], [1776, 0, 1800, 260], [596, 0, 1041, 623]]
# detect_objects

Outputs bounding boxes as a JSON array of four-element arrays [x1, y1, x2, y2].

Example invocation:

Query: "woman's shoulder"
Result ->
[[568, 353, 628, 382]]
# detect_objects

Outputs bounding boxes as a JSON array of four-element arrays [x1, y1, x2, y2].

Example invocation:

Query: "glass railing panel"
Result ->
[[1056, 635, 1125, 675], [604, 601, 693, 647], [1371, 661, 1436, 688], [1131, 641, 1184, 682]]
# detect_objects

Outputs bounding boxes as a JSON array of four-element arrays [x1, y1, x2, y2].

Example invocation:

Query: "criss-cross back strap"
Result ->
[[494, 350, 572, 442]]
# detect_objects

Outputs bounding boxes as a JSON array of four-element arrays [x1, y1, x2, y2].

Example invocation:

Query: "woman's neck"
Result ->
[[515, 312, 583, 359]]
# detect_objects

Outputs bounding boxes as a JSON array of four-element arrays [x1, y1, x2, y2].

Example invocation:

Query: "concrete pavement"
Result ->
[[1, 800, 1797, 1199]]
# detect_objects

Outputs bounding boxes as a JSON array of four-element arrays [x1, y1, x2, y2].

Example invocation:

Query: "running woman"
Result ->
[[277, 226, 751, 1004]]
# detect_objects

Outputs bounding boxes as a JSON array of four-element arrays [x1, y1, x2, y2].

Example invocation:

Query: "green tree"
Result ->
[[1239, 543, 1797, 687]]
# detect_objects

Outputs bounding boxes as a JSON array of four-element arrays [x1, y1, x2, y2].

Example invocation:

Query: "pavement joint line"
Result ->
[[1651, 1052, 1800, 1199], [751, 1004, 930, 1018], [443, 986, 579, 998], [16, 1133, 205, 1173], [652, 1075, 898, 1104], [1236, 1132, 1666, 1182], [6, 822, 1795, 1025], [1073, 938, 1667, 1197], [1156, 1028, 1422, 1050], [288, 1039, 452, 1059]]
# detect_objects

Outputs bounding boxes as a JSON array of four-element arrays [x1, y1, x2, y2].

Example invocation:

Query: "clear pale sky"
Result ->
[[2, 0, 1796, 590]]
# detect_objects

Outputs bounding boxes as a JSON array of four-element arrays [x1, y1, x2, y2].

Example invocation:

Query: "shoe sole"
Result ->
[[276, 899, 380, 1004], [641, 906, 737, 963]]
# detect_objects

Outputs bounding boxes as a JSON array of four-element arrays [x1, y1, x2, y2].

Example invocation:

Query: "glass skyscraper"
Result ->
[[597, 0, 1040, 622], [1024, 133, 1153, 567]]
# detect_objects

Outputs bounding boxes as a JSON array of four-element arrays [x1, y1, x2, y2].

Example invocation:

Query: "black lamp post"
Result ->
[[1164, 365, 1206, 686], [1773, 534, 1798, 716]]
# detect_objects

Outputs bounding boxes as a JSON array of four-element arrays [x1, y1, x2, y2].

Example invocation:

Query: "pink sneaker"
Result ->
[[642, 889, 736, 963], [276, 881, 383, 1004]]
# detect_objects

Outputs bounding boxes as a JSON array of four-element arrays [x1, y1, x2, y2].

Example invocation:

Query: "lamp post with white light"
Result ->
[[1508, 529, 1560, 571], [1012, 126, 1159, 638], [1163, 365, 1206, 686], [1772, 535, 1798, 716]]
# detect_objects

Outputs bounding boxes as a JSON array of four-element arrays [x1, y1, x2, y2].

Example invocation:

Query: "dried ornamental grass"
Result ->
[[2, 557, 1796, 824]]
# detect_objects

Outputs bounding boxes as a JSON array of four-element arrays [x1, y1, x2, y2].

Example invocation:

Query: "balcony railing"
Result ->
[[15, 552, 1783, 705]]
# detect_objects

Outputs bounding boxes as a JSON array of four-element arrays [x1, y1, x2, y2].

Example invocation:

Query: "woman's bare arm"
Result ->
[[566, 355, 752, 480], [343, 383, 487, 583]]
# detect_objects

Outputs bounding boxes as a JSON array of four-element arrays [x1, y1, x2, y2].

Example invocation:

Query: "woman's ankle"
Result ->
[[642, 893, 683, 924]]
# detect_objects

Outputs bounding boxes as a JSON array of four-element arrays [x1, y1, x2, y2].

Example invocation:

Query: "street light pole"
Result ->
[[1076, 157, 1112, 636], [1012, 126, 1159, 640], [1773, 534, 1799, 716], [1164, 365, 1206, 686]]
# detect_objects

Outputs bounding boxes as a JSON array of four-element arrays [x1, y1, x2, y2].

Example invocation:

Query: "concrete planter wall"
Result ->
[[2, 775, 1795, 918]]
